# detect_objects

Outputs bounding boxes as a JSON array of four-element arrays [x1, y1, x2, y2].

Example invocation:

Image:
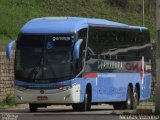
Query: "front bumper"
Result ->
[[15, 84, 81, 104]]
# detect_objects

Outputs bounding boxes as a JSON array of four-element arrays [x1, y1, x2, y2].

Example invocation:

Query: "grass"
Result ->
[[148, 95, 155, 102], [0, 93, 17, 109], [0, 0, 156, 47]]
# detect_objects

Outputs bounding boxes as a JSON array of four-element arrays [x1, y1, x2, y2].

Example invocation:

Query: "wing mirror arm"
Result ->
[[73, 39, 83, 60], [6, 40, 16, 60]]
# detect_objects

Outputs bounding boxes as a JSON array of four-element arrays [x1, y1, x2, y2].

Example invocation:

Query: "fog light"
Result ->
[[17, 96, 23, 101], [64, 94, 71, 100]]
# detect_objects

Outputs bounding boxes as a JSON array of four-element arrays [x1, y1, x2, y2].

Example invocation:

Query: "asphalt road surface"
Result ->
[[0, 105, 159, 120]]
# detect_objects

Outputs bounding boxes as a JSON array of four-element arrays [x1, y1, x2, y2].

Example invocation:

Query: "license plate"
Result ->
[[37, 96, 48, 101]]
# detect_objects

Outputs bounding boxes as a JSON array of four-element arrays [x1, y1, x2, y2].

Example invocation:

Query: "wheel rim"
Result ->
[[126, 88, 132, 109], [84, 89, 91, 111], [127, 95, 131, 106], [134, 92, 138, 106], [84, 92, 88, 111]]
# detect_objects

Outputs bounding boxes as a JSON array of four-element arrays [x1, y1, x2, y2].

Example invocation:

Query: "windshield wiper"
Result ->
[[45, 57, 57, 78], [27, 57, 43, 79]]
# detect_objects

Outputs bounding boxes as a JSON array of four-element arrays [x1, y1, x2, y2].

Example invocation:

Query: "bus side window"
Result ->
[[77, 28, 87, 73], [136, 32, 144, 44], [78, 28, 87, 40], [78, 28, 87, 53], [88, 28, 99, 55]]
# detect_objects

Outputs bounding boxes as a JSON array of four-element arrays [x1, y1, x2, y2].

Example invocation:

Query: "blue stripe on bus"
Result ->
[[15, 80, 72, 87]]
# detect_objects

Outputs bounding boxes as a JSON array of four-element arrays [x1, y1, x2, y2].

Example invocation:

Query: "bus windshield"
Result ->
[[15, 34, 74, 83]]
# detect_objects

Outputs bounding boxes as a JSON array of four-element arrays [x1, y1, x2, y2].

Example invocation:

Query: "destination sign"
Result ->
[[52, 36, 71, 41]]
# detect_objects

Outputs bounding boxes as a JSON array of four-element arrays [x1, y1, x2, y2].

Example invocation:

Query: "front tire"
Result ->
[[84, 89, 91, 111], [29, 104, 38, 112], [72, 88, 91, 111]]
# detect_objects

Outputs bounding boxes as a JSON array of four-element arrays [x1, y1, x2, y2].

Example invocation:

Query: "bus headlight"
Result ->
[[17, 96, 23, 101], [56, 85, 71, 91]]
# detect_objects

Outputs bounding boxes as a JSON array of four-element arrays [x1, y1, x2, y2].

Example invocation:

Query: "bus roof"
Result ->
[[20, 17, 148, 34]]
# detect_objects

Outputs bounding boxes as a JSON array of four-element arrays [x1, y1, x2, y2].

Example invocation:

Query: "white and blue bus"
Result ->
[[7, 17, 151, 112]]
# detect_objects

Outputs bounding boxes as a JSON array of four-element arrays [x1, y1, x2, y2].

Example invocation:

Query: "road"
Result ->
[[0, 105, 158, 120]]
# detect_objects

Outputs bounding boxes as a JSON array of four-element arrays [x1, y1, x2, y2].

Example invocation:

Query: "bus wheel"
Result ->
[[72, 104, 81, 111], [72, 88, 91, 111], [132, 88, 139, 109], [29, 104, 38, 112], [113, 87, 133, 110], [113, 102, 124, 110], [84, 89, 91, 111], [125, 87, 132, 109]]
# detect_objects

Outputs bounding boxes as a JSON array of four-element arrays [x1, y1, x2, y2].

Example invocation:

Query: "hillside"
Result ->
[[0, 0, 156, 49]]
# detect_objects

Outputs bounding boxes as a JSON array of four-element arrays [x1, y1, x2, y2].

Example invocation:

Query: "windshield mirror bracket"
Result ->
[[73, 39, 83, 60], [6, 40, 16, 60]]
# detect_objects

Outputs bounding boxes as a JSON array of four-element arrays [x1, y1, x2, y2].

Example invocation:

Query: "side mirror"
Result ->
[[73, 39, 83, 60], [6, 40, 16, 60]]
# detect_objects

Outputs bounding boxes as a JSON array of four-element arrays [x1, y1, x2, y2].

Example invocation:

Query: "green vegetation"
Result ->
[[0, 0, 156, 49], [148, 95, 155, 102], [0, 93, 17, 108]]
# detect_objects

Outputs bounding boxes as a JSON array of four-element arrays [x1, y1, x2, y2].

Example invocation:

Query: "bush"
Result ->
[[104, 0, 129, 9], [2, 93, 17, 106]]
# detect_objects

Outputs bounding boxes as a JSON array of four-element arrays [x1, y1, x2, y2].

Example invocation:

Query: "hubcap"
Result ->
[[85, 93, 88, 111], [134, 92, 138, 104], [127, 97, 131, 105]]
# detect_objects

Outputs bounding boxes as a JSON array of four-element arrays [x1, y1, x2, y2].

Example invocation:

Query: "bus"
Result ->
[[7, 17, 151, 112]]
